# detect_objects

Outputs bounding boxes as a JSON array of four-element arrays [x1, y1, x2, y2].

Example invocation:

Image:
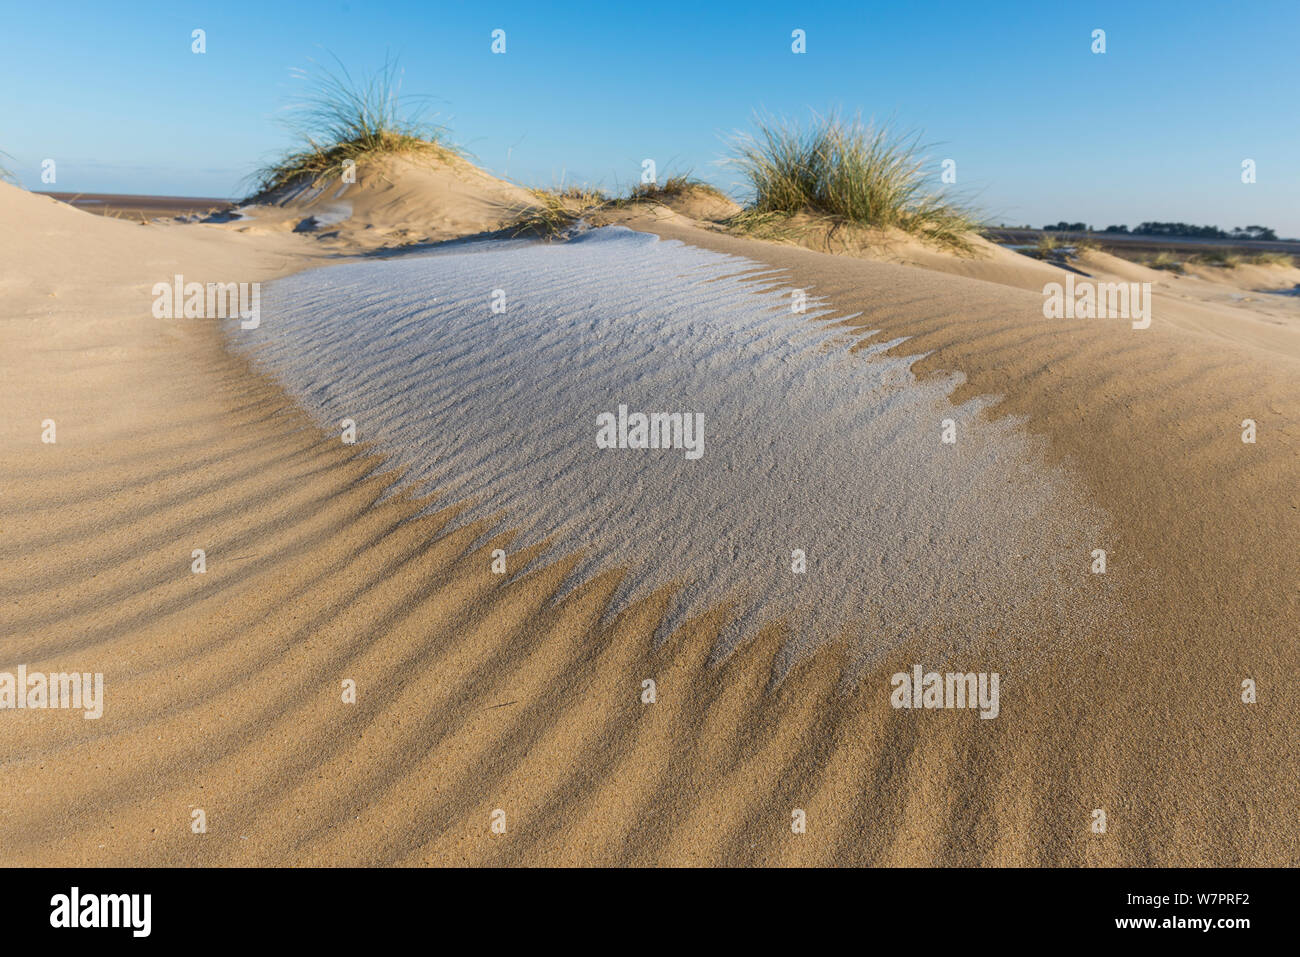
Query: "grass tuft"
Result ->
[[1143, 251, 1185, 273], [626, 173, 728, 203], [1241, 250, 1294, 267], [508, 186, 607, 239], [1030, 234, 1062, 259], [252, 55, 456, 196], [725, 112, 979, 251], [1192, 250, 1242, 268]]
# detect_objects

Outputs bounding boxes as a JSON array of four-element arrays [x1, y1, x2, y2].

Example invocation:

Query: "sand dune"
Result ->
[[237, 153, 538, 248], [237, 227, 1114, 665], [2, 176, 1297, 867]]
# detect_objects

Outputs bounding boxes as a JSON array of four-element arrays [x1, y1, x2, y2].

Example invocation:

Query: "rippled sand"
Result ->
[[240, 227, 1112, 667]]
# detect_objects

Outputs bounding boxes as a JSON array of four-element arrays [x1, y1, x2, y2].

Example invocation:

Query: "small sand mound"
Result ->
[[700, 212, 1071, 293], [241, 152, 538, 248], [1073, 248, 1171, 284], [653, 184, 741, 222], [1183, 258, 1300, 291]]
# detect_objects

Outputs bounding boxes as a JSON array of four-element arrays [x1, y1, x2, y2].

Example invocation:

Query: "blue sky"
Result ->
[[3, 0, 1297, 234]]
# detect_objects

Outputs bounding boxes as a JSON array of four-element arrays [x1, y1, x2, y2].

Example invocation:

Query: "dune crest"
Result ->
[[239, 152, 538, 248]]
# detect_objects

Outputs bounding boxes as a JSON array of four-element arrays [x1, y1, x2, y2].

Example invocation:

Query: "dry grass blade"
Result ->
[[726, 111, 979, 252], [252, 54, 457, 196], [508, 186, 608, 239], [626, 173, 728, 203], [1242, 250, 1295, 266]]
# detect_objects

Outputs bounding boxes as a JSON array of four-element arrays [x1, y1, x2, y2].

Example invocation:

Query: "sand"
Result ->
[[237, 227, 1112, 666], [238, 153, 539, 249], [1, 173, 1296, 867]]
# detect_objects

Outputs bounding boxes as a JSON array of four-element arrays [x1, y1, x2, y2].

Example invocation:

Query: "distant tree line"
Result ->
[[1042, 221, 1278, 241]]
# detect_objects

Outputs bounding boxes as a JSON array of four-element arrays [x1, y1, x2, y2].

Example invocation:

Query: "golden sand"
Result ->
[[2, 173, 1296, 866]]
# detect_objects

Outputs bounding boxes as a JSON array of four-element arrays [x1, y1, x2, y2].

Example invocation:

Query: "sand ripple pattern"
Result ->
[[5, 198, 1292, 866], [238, 228, 1105, 665]]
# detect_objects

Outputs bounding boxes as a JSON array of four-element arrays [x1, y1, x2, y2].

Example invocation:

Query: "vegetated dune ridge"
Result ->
[[0, 173, 1295, 867], [237, 153, 538, 248]]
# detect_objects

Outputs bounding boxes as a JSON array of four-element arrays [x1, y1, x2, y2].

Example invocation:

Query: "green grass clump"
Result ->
[[509, 186, 607, 239], [722, 208, 833, 242], [1144, 251, 1185, 273], [510, 175, 736, 239], [253, 55, 456, 196], [1031, 234, 1062, 258], [1242, 250, 1295, 266], [552, 185, 608, 206], [626, 173, 728, 203], [1193, 250, 1242, 268], [726, 112, 979, 251]]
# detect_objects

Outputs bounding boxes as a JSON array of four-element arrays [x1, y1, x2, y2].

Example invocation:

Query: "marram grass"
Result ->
[[253, 56, 457, 196], [508, 186, 607, 239], [626, 174, 728, 203], [1241, 250, 1295, 266], [726, 113, 980, 252], [509, 176, 728, 239]]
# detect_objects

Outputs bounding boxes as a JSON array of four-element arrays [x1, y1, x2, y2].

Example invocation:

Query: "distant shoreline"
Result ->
[[986, 227, 1300, 255], [36, 191, 1300, 253], [36, 191, 235, 219]]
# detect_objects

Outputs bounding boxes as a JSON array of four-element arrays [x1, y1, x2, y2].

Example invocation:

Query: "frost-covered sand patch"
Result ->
[[235, 227, 1110, 666]]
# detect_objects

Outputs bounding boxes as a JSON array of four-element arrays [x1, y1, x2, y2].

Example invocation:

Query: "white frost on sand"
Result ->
[[234, 227, 1108, 665]]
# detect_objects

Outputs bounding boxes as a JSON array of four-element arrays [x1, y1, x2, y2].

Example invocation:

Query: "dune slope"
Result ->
[[240, 152, 538, 248], [1, 183, 1296, 866]]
